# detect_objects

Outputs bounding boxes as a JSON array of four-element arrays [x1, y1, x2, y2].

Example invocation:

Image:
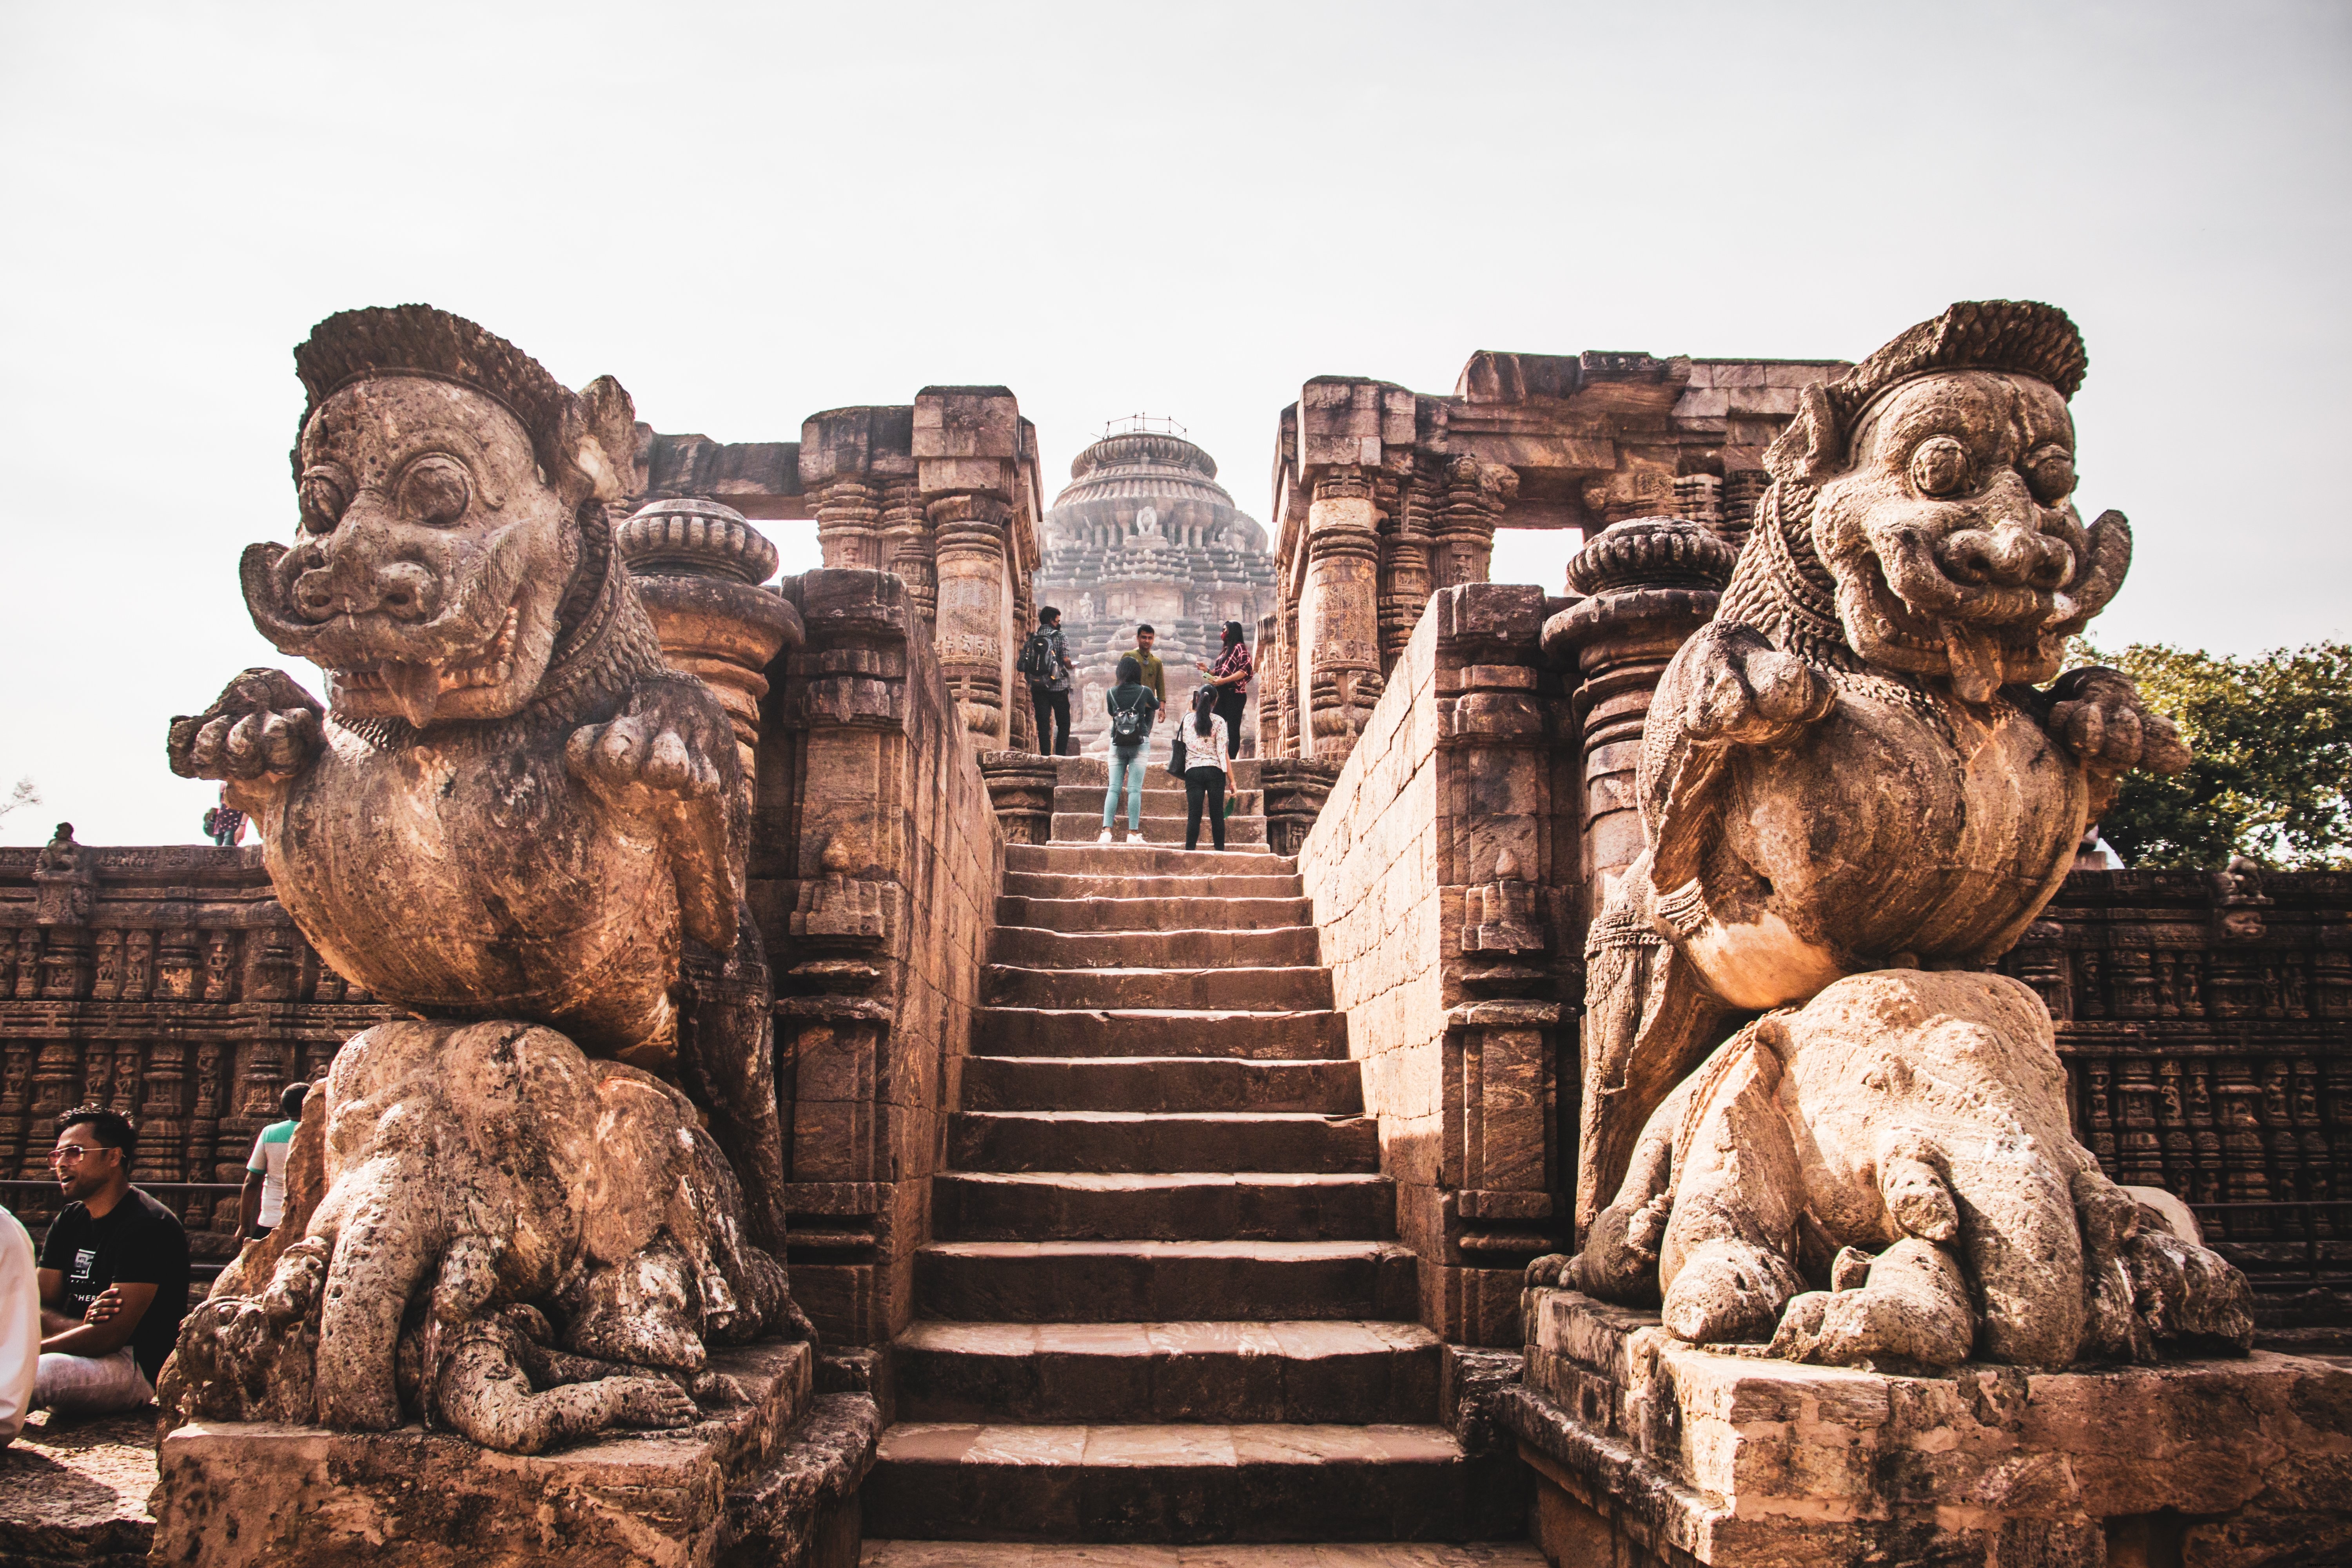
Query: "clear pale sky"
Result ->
[[2, 2, 2345, 846]]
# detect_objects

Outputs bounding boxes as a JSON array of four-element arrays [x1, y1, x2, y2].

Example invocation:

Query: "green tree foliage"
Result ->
[[2074, 642, 2352, 871]]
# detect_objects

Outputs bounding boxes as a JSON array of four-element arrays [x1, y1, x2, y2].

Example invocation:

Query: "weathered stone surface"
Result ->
[[1551, 302, 2245, 1373], [151, 1343, 867, 1568], [1508, 1287, 2352, 1567], [158, 308, 808, 1468], [861, 1546, 1546, 1566], [0, 1409, 157, 1568]]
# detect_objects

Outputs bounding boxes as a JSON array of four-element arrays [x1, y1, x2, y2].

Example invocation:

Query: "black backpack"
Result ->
[[1109, 688, 1151, 750], [1017, 630, 1056, 679]]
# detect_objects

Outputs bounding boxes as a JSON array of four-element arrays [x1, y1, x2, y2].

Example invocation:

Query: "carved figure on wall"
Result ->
[[1537, 302, 2252, 1369], [163, 306, 807, 1452], [33, 822, 95, 924]]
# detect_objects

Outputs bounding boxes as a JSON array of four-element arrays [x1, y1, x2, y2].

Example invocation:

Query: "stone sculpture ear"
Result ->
[[1763, 381, 1841, 486], [573, 375, 638, 503]]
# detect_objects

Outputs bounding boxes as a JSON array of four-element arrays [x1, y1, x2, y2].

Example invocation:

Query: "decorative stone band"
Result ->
[[975, 751, 1059, 846], [617, 499, 802, 784]]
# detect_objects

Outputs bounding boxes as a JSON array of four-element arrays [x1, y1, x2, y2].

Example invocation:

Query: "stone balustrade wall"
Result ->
[[755, 568, 1005, 1347], [1295, 583, 1582, 1346]]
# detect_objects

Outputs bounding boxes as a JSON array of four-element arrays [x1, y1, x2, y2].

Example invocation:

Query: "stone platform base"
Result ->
[[153, 1341, 880, 1568], [1502, 1288, 2352, 1568]]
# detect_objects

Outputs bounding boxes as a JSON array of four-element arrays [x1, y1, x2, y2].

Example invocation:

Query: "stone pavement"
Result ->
[[864, 760, 1527, 1550], [0, 1406, 158, 1568]]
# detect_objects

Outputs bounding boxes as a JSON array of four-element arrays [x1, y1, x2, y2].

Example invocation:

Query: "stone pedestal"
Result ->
[[975, 750, 1059, 845], [153, 1342, 879, 1568], [1502, 1288, 2352, 1568]]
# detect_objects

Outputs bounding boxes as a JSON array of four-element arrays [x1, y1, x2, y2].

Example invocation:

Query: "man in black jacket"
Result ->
[[1024, 607, 1075, 756], [34, 1106, 189, 1414]]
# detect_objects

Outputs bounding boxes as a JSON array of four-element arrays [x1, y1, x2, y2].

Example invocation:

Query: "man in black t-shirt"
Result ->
[[34, 1105, 189, 1413]]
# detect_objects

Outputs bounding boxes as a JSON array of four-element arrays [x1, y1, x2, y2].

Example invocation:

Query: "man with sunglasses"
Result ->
[[34, 1106, 188, 1414]]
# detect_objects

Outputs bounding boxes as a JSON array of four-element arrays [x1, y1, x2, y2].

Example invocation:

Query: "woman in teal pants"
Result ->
[[1097, 655, 1159, 843]]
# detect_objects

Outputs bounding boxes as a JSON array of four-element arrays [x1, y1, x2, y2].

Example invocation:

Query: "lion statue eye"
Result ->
[[2026, 447, 2076, 504], [1907, 436, 1971, 498], [398, 457, 472, 526], [298, 468, 350, 534]]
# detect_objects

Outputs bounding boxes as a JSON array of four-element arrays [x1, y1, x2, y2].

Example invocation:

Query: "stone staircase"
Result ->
[[862, 757, 1527, 1552]]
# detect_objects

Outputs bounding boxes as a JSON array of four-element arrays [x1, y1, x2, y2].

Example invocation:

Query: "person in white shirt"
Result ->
[[1181, 685, 1233, 852], [0, 1209, 37, 1445], [240, 1082, 308, 1241]]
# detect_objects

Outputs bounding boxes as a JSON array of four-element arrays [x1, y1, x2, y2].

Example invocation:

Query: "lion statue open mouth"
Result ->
[[1532, 301, 2250, 1372], [163, 306, 809, 1451]]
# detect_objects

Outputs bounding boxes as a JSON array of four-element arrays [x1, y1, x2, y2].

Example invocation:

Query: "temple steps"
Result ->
[[991, 925, 1318, 971], [863, 1422, 1522, 1544], [947, 1111, 1379, 1174], [973, 1007, 1350, 1060], [915, 1240, 1418, 1323], [863, 1546, 1544, 1566], [868, 831, 1525, 1547], [893, 1319, 1442, 1425], [1051, 783, 1264, 815], [930, 1172, 1395, 1242], [959, 1056, 1363, 1114], [995, 894, 1316, 931], [1047, 811, 1272, 846], [984, 965, 1335, 1012]]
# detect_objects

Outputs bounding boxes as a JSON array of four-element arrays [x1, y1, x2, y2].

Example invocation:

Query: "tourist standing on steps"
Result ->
[[1097, 654, 1159, 843], [1126, 624, 1167, 710], [240, 1081, 308, 1243], [1198, 621, 1253, 757], [34, 1106, 189, 1416], [1020, 607, 1075, 757], [1182, 686, 1232, 853]]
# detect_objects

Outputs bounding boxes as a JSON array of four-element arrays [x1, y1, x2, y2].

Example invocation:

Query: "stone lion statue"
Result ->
[[163, 306, 809, 1449], [1534, 301, 2254, 1369]]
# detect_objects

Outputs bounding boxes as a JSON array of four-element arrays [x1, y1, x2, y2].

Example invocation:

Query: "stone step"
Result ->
[[893, 1319, 1442, 1425], [932, 1172, 1395, 1242], [1051, 784, 1263, 816], [863, 1420, 1526, 1543], [974, 1008, 1349, 1060], [1007, 844, 1293, 877], [1050, 756, 1266, 791], [1049, 812, 1270, 846], [864, 1545, 1546, 1567], [949, 1111, 1379, 1174], [990, 926, 1319, 972], [985, 965, 1335, 1013], [960, 1058, 1363, 1115], [914, 1241, 1419, 1323], [995, 895, 1315, 933], [1002, 871, 1305, 902]]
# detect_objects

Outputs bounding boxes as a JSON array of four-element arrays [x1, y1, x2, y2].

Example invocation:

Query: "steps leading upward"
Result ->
[[864, 758, 1526, 1550]]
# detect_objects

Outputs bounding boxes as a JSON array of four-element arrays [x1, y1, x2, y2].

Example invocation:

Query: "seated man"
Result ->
[[240, 1082, 308, 1242], [35, 1106, 189, 1415]]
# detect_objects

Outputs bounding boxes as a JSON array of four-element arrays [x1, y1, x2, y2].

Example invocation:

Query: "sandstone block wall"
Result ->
[[1298, 583, 1580, 1346], [756, 568, 1005, 1347]]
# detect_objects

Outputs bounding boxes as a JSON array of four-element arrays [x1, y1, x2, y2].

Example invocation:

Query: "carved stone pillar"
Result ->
[[1378, 469, 1435, 673], [1432, 456, 1517, 594], [618, 498, 805, 791], [976, 753, 1058, 846], [930, 494, 1012, 742], [814, 477, 884, 571], [1299, 467, 1385, 763], [1541, 520, 1737, 919], [879, 477, 936, 627], [1256, 610, 1294, 760]]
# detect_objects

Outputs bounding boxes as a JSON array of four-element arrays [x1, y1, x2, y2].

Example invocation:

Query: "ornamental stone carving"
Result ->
[[162, 305, 809, 1452], [1534, 301, 2254, 1370]]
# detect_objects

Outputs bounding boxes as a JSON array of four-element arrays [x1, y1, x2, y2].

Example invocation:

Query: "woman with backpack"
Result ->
[[1181, 685, 1232, 852], [1096, 654, 1159, 844]]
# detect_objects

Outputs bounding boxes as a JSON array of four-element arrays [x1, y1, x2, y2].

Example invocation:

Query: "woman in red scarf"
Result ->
[[1196, 622, 1252, 758]]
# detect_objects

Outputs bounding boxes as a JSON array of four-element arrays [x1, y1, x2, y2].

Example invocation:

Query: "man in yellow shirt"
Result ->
[[1127, 624, 1167, 709]]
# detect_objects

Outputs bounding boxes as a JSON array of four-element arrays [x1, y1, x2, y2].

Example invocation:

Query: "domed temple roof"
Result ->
[[1035, 419, 1276, 751]]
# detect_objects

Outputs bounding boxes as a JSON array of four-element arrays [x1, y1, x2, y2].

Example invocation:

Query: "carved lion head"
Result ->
[[241, 307, 639, 727], [1762, 301, 2127, 701]]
